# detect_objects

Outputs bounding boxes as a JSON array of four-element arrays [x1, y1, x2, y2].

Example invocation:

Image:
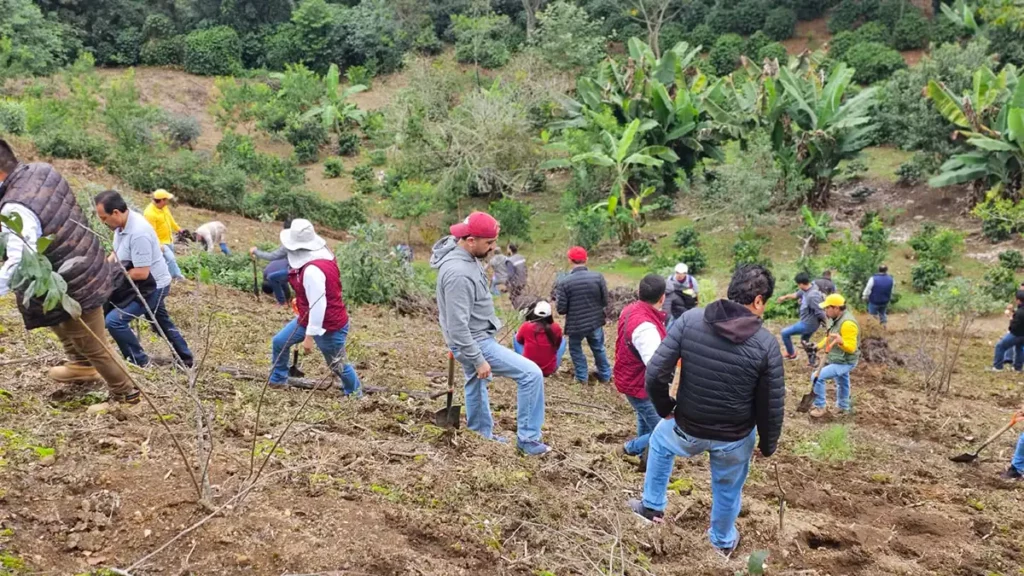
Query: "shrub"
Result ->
[[828, 31, 858, 61], [673, 225, 700, 248], [709, 34, 745, 75], [733, 228, 772, 270], [1000, 250, 1024, 271], [138, 150, 248, 212], [842, 42, 905, 84], [745, 31, 771, 59], [984, 266, 1018, 301], [284, 115, 328, 164], [758, 42, 789, 64], [626, 240, 654, 258], [33, 128, 109, 164], [140, 36, 185, 66], [677, 245, 709, 274], [892, 12, 930, 51], [164, 115, 201, 149], [908, 223, 963, 265], [0, 100, 27, 135], [323, 157, 344, 178], [688, 24, 717, 51], [911, 259, 948, 292], [389, 180, 435, 242], [660, 22, 689, 54], [336, 131, 360, 156], [245, 185, 367, 230], [369, 149, 387, 166], [413, 26, 443, 55], [178, 252, 255, 292], [216, 131, 305, 187], [488, 198, 533, 241], [793, 0, 831, 19], [345, 65, 372, 89], [533, 0, 606, 70], [827, 216, 890, 298], [337, 0, 409, 75], [335, 222, 417, 306], [567, 209, 607, 251], [734, 0, 769, 35], [851, 21, 889, 44], [352, 163, 377, 193], [453, 13, 512, 69], [828, 0, 867, 34], [184, 26, 242, 76], [764, 7, 797, 41]]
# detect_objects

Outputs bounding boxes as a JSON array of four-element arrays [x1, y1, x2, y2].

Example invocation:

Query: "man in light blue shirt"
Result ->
[[95, 190, 193, 368]]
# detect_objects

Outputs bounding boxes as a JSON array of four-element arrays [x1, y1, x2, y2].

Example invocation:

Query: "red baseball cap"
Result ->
[[567, 246, 588, 262], [450, 212, 500, 239]]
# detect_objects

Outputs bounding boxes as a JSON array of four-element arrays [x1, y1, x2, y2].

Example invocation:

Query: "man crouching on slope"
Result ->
[[430, 211, 549, 456], [629, 264, 785, 559]]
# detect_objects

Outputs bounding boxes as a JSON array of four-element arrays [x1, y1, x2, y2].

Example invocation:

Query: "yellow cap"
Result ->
[[820, 294, 846, 308], [152, 189, 174, 200]]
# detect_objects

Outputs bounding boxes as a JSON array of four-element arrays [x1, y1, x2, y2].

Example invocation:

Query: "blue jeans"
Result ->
[[453, 338, 545, 443], [513, 338, 568, 372], [265, 270, 290, 304], [993, 333, 1024, 371], [218, 242, 231, 255], [1012, 431, 1024, 472], [813, 362, 857, 410], [624, 395, 660, 455], [105, 285, 193, 367], [868, 302, 888, 325], [642, 421, 755, 549], [780, 320, 818, 356], [161, 244, 183, 279], [567, 327, 612, 383], [270, 319, 361, 395]]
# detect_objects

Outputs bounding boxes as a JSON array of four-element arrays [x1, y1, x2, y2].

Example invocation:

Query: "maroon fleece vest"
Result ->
[[614, 301, 666, 399], [289, 259, 348, 332]]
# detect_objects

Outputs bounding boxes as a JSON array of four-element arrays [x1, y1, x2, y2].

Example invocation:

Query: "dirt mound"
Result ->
[[604, 286, 638, 322], [861, 337, 905, 366]]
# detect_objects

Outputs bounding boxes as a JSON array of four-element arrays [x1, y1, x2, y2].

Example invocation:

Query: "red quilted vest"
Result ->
[[614, 301, 667, 399], [289, 259, 349, 332]]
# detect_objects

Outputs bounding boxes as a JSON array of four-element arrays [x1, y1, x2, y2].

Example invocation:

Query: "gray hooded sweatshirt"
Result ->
[[430, 236, 502, 368]]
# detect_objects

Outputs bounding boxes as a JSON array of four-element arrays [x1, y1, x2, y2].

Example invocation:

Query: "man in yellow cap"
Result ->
[[144, 189, 185, 281], [810, 294, 859, 418]]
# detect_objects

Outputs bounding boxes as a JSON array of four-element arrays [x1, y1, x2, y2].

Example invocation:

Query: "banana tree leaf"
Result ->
[[571, 152, 615, 167], [966, 136, 1019, 152], [639, 119, 660, 132], [823, 63, 855, 115], [926, 80, 969, 128], [1012, 79, 1024, 110], [651, 83, 674, 126], [577, 77, 603, 110], [539, 159, 573, 170], [623, 153, 664, 167], [666, 122, 697, 141], [928, 165, 989, 187], [779, 69, 818, 127], [1008, 108, 1024, 148], [655, 49, 678, 84], [617, 119, 641, 163], [640, 145, 680, 162]]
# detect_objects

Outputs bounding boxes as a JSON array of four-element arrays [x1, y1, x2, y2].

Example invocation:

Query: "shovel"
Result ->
[[950, 413, 1024, 463], [798, 340, 834, 413], [289, 349, 305, 378], [433, 352, 462, 429], [251, 258, 260, 301]]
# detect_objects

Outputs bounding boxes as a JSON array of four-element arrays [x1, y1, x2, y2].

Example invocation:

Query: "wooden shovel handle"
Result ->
[[447, 352, 455, 393], [976, 416, 1022, 454]]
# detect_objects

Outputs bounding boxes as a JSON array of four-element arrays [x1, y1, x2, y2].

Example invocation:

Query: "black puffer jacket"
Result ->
[[555, 266, 608, 336], [645, 299, 786, 456], [1010, 304, 1024, 336]]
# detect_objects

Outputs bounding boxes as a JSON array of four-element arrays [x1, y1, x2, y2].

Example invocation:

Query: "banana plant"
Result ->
[[301, 64, 367, 134], [940, 0, 980, 35]]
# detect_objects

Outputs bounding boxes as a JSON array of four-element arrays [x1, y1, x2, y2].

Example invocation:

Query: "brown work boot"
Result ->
[[48, 363, 101, 383], [808, 406, 828, 419]]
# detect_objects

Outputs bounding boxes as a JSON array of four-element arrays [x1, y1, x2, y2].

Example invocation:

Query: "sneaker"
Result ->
[[809, 406, 828, 419], [517, 439, 552, 456], [492, 435, 510, 444], [782, 353, 798, 361], [47, 363, 101, 383], [627, 498, 664, 524], [999, 466, 1023, 480], [987, 367, 1005, 373], [268, 381, 290, 390], [714, 533, 742, 560]]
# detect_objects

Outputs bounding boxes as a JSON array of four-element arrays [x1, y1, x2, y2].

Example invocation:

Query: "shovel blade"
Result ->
[[433, 405, 462, 429], [949, 453, 978, 463], [797, 392, 815, 413]]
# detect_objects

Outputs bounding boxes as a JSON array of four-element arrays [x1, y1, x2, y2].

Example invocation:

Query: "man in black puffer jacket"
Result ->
[[628, 265, 785, 559], [555, 246, 610, 384]]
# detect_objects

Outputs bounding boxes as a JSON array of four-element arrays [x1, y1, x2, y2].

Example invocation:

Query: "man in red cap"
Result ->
[[430, 212, 550, 456], [555, 246, 611, 384]]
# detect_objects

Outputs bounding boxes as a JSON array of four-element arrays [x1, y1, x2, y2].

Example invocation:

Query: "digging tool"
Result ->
[[950, 413, 1024, 463], [288, 349, 305, 378], [798, 340, 834, 413], [251, 257, 260, 301], [433, 352, 462, 429]]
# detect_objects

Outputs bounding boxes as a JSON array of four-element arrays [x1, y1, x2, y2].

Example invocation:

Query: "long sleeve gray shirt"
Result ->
[[430, 237, 501, 368]]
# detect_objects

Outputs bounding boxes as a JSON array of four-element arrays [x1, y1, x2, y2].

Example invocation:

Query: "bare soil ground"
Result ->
[[2, 283, 1024, 575]]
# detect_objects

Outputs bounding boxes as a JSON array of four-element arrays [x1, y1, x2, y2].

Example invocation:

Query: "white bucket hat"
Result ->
[[533, 301, 552, 318], [281, 219, 327, 252], [675, 263, 688, 275]]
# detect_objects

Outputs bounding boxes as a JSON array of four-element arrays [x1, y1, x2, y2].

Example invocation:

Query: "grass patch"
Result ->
[[795, 424, 854, 462], [852, 146, 915, 183]]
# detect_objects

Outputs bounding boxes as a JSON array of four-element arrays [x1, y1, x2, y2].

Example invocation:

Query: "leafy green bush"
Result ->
[[352, 163, 377, 194], [792, 0, 831, 19], [745, 31, 772, 58], [1000, 250, 1024, 271], [33, 128, 109, 164], [389, 180, 435, 242], [284, 115, 328, 164], [567, 209, 607, 251], [533, 1, 606, 70], [911, 258, 949, 292], [453, 13, 512, 69], [827, 216, 890, 299], [164, 114, 201, 149], [908, 223, 963, 265], [0, 0, 70, 77], [345, 65, 372, 88], [828, 0, 868, 34], [122, 150, 247, 212], [337, 0, 409, 75], [369, 149, 387, 166], [734, 0, 769, 35], [842, 42, 905, 84], [245, 185, 367, 231], [677, 245, 709, 275], [335, 222, 417, 305], [764, 7, 797, 40], [323, 157, 344, 178], [984, 266, 1018, 301], [336, 131, 360, 156], [142, 14, 176, 41], [709, 34, 745, 75], [413, 26, 443, 55], [674, 225, 700, 248], [0, 100, 27, 135], [626, 240, 654, 258], [216, 131, 304, 187], [488, 198, 533, 241], [733, 228, 772, 270], [177, 252, 254, 292], [758, 42, 789, 64], [829, 21, 890, 61], [140, 36, 184, 66], [687, 24, 718, 51], [892, 12, 930, 51], [184, 26, 242, 76]]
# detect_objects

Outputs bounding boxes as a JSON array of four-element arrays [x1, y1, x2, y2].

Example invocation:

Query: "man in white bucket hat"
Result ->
[[268, 219, 361, 396]]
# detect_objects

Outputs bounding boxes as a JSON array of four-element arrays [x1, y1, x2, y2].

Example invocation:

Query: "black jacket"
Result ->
[[104, 262, 157, 315], [1010, 304, 1024, 337], [645, 299, 786, 456], [555, 266, 608, 336]]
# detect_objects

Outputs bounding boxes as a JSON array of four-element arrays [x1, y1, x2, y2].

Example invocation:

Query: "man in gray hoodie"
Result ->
[[430, 212, 550, 456]]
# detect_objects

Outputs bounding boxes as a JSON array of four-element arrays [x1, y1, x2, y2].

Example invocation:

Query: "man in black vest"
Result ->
[[555, 246, 611, 384], [0, 140, 139, 404], [862, 265, 894, 325]]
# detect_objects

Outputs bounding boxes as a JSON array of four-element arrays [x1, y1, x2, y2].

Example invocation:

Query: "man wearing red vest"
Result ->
[[268, 219, 362, 396], [614, 274, 668, 457]]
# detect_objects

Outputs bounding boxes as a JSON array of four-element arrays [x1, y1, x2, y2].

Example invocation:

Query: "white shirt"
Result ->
[[303, 264, 328, 337], [196, 221, 227, 251], [0, 203, 42, 297], [632, 322, 662, 365], [862, 276, 874, 300]]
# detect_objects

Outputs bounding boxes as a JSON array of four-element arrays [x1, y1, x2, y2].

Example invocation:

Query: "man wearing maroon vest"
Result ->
[[268, 219, 361, 395], [614, 274, 668, 457]]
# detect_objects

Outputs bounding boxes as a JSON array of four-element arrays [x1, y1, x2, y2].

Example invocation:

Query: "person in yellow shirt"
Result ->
[[809, 294, 859, 419], [143, 189, 185, 280]]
